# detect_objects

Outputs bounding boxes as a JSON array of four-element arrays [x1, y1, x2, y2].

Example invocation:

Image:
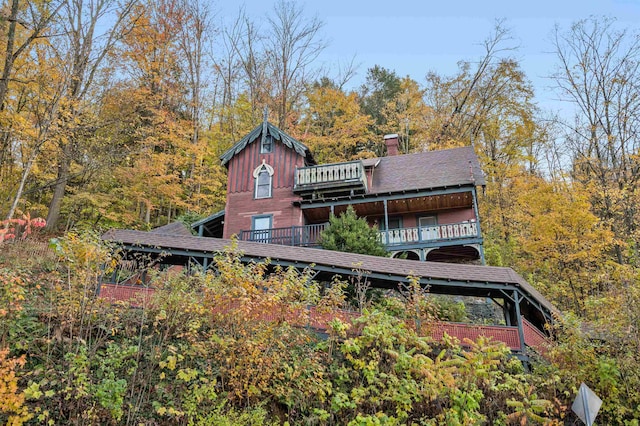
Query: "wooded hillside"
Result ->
[[1, 1, 640, 423]]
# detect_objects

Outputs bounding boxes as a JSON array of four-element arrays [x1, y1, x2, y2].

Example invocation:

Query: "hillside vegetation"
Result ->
[[0, 232, 637, 425]]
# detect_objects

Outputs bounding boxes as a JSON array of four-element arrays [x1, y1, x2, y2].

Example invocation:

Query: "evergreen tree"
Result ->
[[319, 206, 388, 257]]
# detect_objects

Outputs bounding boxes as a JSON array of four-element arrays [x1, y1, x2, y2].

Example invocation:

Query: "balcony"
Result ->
[[294, 161, 367, 196], [238, 221, 479, 250], [237, 223, 328, 246], [380, 221, 479, 246]]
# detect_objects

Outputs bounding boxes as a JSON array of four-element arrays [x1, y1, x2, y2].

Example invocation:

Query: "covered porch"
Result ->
[[241, 186, 486, 262]]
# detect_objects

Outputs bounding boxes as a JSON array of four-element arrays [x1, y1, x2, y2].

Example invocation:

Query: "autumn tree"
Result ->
[[266, 0, 326, 129], [551, 17, 640, 265], [0, 1, 67, 221], [510, 177, 614, 315], [0, 0, 63, 172], [423, 23, 549, 256], [297, 78, 373, 163], [358, 65, 402, 154], [380, 76, 430, 154], [42, 0, 138, 230], [219, 7, 271, 136]]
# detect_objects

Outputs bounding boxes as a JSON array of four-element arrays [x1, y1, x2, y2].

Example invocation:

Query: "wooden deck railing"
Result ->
[[237, 223, 328, 246], [379, 221, 479, 246], [523, 318, 549, 353], [99, 283, 549, 353], [294, 160, 366, 191]]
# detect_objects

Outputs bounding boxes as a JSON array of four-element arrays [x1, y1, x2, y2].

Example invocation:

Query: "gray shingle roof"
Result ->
[[371, 147, 485, 193], [149, 221, 193, 237], [190, 210, 225, 228], [220, 121, 314, 166], [102, 229, 555, 315]]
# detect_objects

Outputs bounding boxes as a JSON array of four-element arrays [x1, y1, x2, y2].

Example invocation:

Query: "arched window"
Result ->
[[253, 161, 274, 199]]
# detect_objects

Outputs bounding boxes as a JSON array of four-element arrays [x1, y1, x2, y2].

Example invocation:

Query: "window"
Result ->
[[252, 215, 272, 243], [379, 216, 403, 245], [261, 135, 273, 153], [418, 216, 437, 227], [253, 162, 274, 199], [419, 216, 438, 240], [379, 216, 402, 230]]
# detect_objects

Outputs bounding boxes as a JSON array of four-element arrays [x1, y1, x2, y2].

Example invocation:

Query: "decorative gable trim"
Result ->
[[220, 121, 315, 167]]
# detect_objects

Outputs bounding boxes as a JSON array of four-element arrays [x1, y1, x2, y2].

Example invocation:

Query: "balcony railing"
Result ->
[[380, 221, 479, 246], [294, 160, 367, 194], [238, 221, 479, 248], [238, 223, 328, 246]]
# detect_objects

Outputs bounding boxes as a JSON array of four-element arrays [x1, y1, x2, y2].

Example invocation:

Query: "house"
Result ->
[[195, 120, 486, 264], [101, 118, 556, 358]]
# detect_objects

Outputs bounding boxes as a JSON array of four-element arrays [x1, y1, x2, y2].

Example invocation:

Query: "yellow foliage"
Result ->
[[0, 349, 31, 425]]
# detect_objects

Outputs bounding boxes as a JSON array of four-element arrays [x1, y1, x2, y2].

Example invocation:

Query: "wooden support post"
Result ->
[[383, 199, 389, 244], [514, 290, 526, 353], [504, 297, 512, 326], [471, 189, 485, 265]]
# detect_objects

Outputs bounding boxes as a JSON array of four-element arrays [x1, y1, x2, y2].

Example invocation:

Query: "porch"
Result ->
[[237, 223, 328, 247], [237, 221, 480, 250]]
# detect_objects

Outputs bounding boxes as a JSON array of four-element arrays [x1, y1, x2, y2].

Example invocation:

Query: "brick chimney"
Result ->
[[384, 134, 399, 156]]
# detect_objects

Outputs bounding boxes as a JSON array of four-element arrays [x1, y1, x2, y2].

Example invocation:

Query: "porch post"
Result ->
[[513, 290, 526, 354], [383, 199, 389, 231], [471, 188, 485, 264], [504, 299, 512, 326], [383, 199, 389, 245]]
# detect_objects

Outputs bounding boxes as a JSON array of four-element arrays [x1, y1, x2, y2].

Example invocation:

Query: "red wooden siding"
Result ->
[[226, 139, 305, 194], [100, 283, 154, 305], [223, 187, 304, 238], [377, 208, 477, 229], [99, 284, 547, 353], [223, 138, 306, 238]]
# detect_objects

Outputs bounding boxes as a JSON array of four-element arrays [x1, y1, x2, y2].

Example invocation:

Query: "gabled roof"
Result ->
[[370, 146, 485, 193], [220, 121, 314, 167]]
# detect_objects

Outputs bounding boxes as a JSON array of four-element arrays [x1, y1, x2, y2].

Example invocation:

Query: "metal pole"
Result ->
[[582, 386, 592, 425]]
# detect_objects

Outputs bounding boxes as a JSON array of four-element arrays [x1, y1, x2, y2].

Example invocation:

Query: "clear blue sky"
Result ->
[[217, 0, 640, 116]]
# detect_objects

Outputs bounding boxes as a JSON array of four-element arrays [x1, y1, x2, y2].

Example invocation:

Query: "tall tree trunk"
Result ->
[[45, 143, 73, 230]]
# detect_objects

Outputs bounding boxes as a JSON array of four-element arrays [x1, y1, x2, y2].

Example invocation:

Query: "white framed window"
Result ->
[[252, 214, 273, 243], [418, 216, 437, 227], [253, 161, 274, 199], [419, 216, 438, 240]]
